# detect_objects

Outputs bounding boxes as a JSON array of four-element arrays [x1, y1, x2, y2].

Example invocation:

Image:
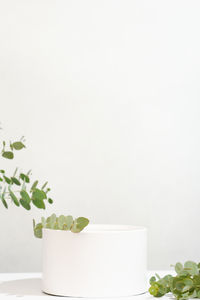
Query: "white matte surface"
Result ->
[[0, 271, 172, 299]]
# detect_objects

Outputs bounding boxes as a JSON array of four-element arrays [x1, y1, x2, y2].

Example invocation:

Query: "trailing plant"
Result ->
[[149, 261, 200, 300], [0, 129, 53, 210], [33, 214, 89, 238]]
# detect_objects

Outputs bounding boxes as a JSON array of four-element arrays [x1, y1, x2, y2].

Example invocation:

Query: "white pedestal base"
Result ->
[[42, 225, 147, 297]]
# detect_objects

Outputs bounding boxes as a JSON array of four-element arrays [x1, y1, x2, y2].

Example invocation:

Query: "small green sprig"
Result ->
[[149, 261, 200, 300], [1, 137, 25, 159], [33, 214, 89, 238]]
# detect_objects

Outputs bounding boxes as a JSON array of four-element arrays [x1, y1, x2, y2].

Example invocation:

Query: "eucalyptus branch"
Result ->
[[0, 127, 53, 210], [0, 169, 53, 210], [149, 261, 200, 300], [33, 214, 89, 238]]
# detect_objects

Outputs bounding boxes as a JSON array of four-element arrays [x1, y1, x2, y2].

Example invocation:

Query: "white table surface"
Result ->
[[0, 271, 173, 300]]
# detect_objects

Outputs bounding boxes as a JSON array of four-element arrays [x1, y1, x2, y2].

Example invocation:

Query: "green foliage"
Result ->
[[33, 220, 43, 238], [2, 151, 14, 159], [20, 198, 31, 210], [9, 188, 20, 206], [48, 198, 53, 204], [20, 190, 31, 203], [33, 214, 89, 238], [1, 189, 8, 209], [0, 168, 53, 210], [0, 129, 53, 210], [1, 137, 25, 160], [20, 173, 30, 183], [149, 261, 200, 300], [71, 217, 90, 233], [12, 141, 25, 150]]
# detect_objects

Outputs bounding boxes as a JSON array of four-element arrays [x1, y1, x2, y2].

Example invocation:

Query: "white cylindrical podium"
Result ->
[[42, 225, 147, 297]]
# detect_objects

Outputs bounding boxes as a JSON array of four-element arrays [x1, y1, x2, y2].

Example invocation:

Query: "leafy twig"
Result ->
[[33, 214, 89, 238]]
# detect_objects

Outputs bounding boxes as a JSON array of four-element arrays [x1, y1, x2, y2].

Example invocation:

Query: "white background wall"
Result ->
[[0, 0, 200, 272]]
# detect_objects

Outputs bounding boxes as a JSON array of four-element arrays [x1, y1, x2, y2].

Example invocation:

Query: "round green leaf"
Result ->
[[175, 262, 183, 274], [65, 215, 73, 230], [20, 199, 31, 210], [175, 281, 185, 292], [32, 188, 46, 201], [49, 214, 57, 228], [20, 190, 31, 204], [2, 151, 14, 159], [32, 198, 45, 209], [12, 141, 25, 150], [58, 215, 65, 229], [76, 217, 89, 230], [184, 261, 199, 276], [71, 217, 89, 233]]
